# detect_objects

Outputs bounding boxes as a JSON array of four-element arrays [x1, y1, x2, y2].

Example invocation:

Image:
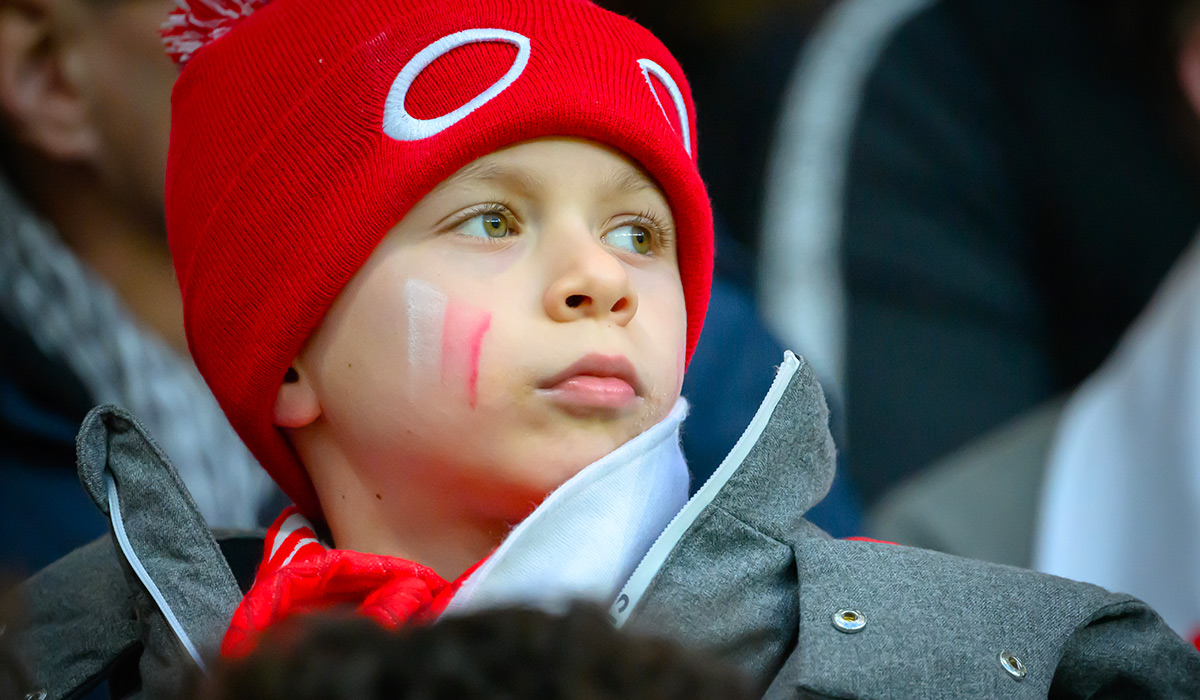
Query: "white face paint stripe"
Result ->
[[384, 28, 532, 141], [405, 279, 448, 393], [636, 58, 691, 156], [268, 512, 314, 561]]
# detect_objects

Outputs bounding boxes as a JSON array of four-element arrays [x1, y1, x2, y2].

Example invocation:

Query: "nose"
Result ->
[[542, 228, 638, 326]]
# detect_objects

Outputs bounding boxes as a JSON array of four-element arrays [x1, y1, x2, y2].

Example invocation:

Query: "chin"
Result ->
[[524, 435, 627, 487], [468, 404, 668, 494]]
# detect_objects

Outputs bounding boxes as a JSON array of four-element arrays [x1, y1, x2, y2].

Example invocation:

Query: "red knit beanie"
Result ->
[[163, 0, 714, 521]]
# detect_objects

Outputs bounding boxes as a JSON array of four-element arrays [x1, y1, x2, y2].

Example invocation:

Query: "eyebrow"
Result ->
[[436, 156, 667, 211], [601, 167, 661, 199], [441, 161, 548, 198]]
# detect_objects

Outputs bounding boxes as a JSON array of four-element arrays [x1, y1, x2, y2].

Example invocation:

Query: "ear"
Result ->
[[273, 365, 322, 428], [0, 0, 100, 162], [1179, 13, 1200, 121]]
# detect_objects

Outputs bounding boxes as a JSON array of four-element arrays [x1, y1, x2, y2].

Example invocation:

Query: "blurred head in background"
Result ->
[[0, 0, 179, 347]]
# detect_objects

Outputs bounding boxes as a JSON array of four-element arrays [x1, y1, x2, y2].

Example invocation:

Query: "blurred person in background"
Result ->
[[760, 0, 1200, 503], [0, 0, 277, 575], [191, 606, 754, 700], [871, 0, 1200, 647]]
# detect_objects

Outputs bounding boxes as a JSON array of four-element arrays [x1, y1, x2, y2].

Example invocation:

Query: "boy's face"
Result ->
[[287, 137, 687, 527]]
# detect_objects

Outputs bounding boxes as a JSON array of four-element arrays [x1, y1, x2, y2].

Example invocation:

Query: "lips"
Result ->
[[538, 354, 643, 411]]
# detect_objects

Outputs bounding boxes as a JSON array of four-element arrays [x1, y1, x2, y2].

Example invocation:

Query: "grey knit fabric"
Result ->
[[17, 405, 248, 700], [76, 407, 242, 661], [627, 355, 836, 683], [707, 356, 837, 542], [13, 537, 136, 700], [629, 354, 1200, 698], [790, 539, 1130, 698]]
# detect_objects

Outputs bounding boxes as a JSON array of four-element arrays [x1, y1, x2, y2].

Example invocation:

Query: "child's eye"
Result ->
[[458, 210, 514, 239], [604, 224, 653, 255]]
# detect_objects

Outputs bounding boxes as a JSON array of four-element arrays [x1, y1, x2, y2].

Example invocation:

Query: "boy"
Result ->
[[162, 0, 712, 651], [15, 0, 1200, 697]]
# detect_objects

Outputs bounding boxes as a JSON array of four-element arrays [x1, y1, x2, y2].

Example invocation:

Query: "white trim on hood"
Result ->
[[105, 472, 207, 672]]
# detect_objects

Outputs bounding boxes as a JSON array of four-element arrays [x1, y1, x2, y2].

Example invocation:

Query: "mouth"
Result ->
[[537, 354, 644, 412]]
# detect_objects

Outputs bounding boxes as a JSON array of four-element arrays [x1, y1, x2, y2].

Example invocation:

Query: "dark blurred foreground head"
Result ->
[[194, 605, 753, 700]]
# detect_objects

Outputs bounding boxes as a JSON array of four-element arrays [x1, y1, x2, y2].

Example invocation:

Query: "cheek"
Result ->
[[404, 279, 494, 410], [633, 271, 688, 399]]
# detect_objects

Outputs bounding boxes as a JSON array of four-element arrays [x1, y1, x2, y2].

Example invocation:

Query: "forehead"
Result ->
[[434, 138, 667, 202]]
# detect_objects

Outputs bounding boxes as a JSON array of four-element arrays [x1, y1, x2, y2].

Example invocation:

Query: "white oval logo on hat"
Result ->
[[637, 58, 691, 156], [384, 28, 531, 141]]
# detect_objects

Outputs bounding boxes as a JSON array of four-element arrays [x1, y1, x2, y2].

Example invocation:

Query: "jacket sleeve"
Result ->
[[1050, 599, 1200, 698], [16, 536, 140, 700]]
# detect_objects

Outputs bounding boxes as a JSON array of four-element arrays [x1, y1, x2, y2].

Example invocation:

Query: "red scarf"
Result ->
[[222, 507, 481, 657]]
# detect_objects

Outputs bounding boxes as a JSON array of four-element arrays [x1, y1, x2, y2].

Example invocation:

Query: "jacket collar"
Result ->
[[614, 351, 835, 625]]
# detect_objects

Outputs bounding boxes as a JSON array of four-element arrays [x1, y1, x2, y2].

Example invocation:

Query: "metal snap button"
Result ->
[[832, 608, 866, 633], [25, 690, 47, 700], [999, 651, 1026, 681]]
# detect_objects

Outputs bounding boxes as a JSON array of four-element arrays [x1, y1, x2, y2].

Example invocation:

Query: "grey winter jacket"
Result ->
[[14, 353, 1200, 699]]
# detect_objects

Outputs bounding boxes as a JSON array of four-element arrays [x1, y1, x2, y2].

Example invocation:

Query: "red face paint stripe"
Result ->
[[441, 301, 472, 386], [467, 314, 491, 409]]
